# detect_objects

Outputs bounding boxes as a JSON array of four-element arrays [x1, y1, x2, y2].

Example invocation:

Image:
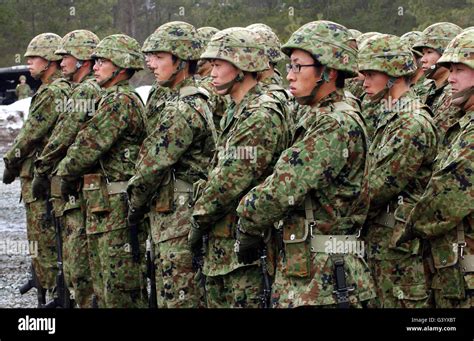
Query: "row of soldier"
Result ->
[[2, 20, 473, 308]]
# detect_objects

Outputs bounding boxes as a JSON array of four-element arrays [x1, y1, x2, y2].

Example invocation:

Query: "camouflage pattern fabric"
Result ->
[[92, 34, 144, 70], [55, 29, 99, 60], [236, 89, 375, 307], [16, 83, 32, 100], [24, 33, 62, 61]]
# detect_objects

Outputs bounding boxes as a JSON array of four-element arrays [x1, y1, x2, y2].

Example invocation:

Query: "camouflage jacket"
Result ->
[[412, 76, 436, 105], [4, 70, 71, 176], [16, 83, 32, 100], [143, 81, 172, 135], [197, 75, 229, 134], [236, 89, 374, 306], [35, 73, 102, 176], [364, 92, 438, 258], [408, 109, 474, 296], [193, 83, 289, 276], [127, 77, 216, 210], [56, 80, 145, 182]]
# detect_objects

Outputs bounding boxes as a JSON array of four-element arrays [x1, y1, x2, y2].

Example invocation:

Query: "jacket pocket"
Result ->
[[83, 173, 111, 214], [283, 216, 311, 278]]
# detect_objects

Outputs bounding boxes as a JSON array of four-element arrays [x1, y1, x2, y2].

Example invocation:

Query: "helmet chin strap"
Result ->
[[65, 60, 84, 81], [158, 60, 187, 88], [215, 71, 244, 94], [451, 85, 474, 109], [98, 67, 122, 86], [295, 66, 328, 106], [369, 76, 397, 103], [425, 64, 438, 79]]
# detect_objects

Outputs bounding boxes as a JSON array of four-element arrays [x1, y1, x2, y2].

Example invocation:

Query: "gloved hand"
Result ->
[[395, 223, 416, 247], [60, 177, 78, 202], [2, 166, 18, 184], [188, 217, 207, 255], [127, 205, 148, 225], [236, 225, 263, 265], [32, 174, 50, 199]]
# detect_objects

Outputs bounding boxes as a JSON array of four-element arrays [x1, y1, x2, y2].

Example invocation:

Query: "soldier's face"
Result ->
[[210, 59, 240, 95], [60, 55, 79, 79], [362, 70, 389, 97], [93, 58, 118, 85], [147, 52, 176, 82], [448, 63, 474, 95], [286, 49, 320, 98], [420, 48, 442, 73], [26, 56, 49, 79]]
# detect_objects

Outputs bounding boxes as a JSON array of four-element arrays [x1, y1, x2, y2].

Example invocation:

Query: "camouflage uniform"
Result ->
[[16, 75, 32, 100], [412, 23, 463, 136], [56, 34, 148, 308], [191, 27, 289, 308], [406, 30, 474, 308], [34, 30, 101, 308], [358, 34, 437, 308], [3, 33, 70, 291], [236, 21, 375, 308], [128, 22, 216, 308]]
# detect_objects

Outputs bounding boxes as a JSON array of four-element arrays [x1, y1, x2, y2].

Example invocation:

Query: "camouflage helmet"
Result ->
[[413, 22, 462, 54], [19, 75, 26, 81], [197, 26, 219, 43], [401, 31, 423, 57], [464, 27, 474, 33], [142, 21, 202, 60], [92, 34, 144, 70], [201, 27, 269, 72], [24, 33, 62, 61], [246, 23, 284, 63], [281, 20, 358, 77], [55, 30, 99, 60], [358, 34, 417, 77], [349, 29, 362, 40], [356, 31, 381, 47], [437, 30, 474, 69]]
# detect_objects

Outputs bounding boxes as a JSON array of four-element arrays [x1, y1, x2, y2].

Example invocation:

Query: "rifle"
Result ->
[[259, 246, 272, 309], [19, 263, 46, 307], [43, 197, 73, 308], [146, 238, 158, 308]]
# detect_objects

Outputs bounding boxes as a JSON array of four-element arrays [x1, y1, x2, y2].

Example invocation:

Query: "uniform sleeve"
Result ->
[[56, 94, 131, 179], [236, 115, 349, 234], [4, 87, 62, 169], [408, 126, 474, 238], [368, 116, 435, 212], [35, 85, 97, 175], [127, 104, 205, 208], [192, 107, 284, 226]]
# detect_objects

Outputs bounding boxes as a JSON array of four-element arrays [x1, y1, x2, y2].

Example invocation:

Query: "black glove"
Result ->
[[60, 177, 78, 202], [32, 174, 50, 199], [127, 205, 148, 225], [395, 223, 416, 247], [236, 227, 263, 265], [2, 166, 18, 184], [188, 217, 206, 255]]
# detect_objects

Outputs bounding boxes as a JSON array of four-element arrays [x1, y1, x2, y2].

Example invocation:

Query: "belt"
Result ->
[[107, 181, 128, 195], [460, 255, 474, 273]]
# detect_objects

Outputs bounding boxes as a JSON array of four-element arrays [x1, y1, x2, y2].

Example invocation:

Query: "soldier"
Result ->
[[55, 34, 148, 308], [246, 23, 293, 141], [3, 33, 70, 302], [234, 21, 375, 308], [413, 22, 463, 139], [400, 31, 425, 91], [127, 21, 216, 308], [399, 29, 474, 308], [15, 75, 32, 100], [188, 27, 289, 308], [358, 34, 437, 308], [196, 26, 219, 78], [31, 30, 101, 308]]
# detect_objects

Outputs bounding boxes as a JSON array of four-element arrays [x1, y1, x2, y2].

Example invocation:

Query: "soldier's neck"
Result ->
[[73, 67, 91, 84], [230, 75, 257, 104], [433, 67, 449, 89], [40, 66, 57, 84]]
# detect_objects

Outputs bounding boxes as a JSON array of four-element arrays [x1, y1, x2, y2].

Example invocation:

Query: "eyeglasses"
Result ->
[[94, 58, 107, 67], [286, 63, 317, 74]]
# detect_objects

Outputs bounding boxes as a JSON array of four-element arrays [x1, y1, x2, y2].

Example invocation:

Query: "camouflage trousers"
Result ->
[[367, 254, 432, 308], [205, 265, 262, 308], [21, 177, 57, 289], [62, 204, 94, 308], [85, 193, 148, 308], [153, 235, 205, 308]]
